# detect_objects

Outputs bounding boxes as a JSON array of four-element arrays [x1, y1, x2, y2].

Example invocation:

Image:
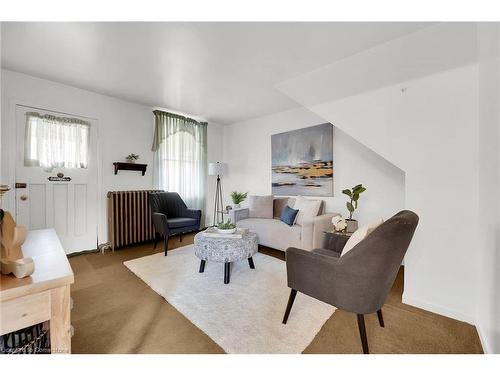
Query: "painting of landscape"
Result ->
[[271, 123, 333, 196]]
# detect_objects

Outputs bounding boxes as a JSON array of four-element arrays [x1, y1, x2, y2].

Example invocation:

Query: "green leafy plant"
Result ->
[[126, 153, 139, 161], [230, 191, 248, 205], [342, 184, 367, 220], [217, 219, 236, 230]]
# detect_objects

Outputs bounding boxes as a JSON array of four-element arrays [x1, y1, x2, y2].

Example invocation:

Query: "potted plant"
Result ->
[[230, 191, 248, 209], [342, 184, 367, 232], [126, 153, 139, 163], [216, 219, 237, 234]]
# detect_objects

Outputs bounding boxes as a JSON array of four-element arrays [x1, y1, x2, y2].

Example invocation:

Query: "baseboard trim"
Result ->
[[476, 323, 491, 354], [402, 292, 476, 325]]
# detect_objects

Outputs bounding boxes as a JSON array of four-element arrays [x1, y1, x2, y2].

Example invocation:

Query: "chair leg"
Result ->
[[282, 289, 297, 324], [356, 314, 369, 354], [199, 260, 206, 273], [179, 233, 182, 242], [153, 234, 157, 250], [224, 262, 231, 284], [164, 236, 168, 256], [377, 309, 385, 328]]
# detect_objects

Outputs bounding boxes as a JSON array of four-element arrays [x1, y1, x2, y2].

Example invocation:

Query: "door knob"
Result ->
[[20, 195, 28, 201]]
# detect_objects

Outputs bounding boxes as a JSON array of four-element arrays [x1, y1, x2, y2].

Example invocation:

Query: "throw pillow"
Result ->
[[341, 218, 384, 256], [280, 205, 299, 226], [248, 195, 273, 219], [293, 195, 322, 226]]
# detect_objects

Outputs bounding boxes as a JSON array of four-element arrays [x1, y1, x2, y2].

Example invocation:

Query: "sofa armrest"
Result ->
[[300, 213, 337, 251], [230, 207, 249, 223], [152, 212, 169, 237]]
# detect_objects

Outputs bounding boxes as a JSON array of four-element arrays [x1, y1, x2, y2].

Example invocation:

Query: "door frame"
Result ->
[[5, 97, 103, 252]]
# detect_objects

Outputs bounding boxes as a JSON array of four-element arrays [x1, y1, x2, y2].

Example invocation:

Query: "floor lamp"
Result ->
[[208, 162, 228, 226]]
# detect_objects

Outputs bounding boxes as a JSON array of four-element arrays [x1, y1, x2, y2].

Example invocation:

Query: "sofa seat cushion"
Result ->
[[167, 217, 199, 229], [237, 218, 302, 251]]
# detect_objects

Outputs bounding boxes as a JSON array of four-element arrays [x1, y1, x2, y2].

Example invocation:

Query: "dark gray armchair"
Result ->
[[149, 192, 202, 256], [282, 210, 419, 354]]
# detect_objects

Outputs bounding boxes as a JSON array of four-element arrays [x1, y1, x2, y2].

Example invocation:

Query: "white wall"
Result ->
[[222, 107, 406, 227], [1, 70, 223, 246], [296, 65, 479, 324], [476, 23, 500, 354]]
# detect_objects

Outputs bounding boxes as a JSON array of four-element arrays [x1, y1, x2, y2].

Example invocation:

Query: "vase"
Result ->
[[232, 203, 241, 209], [346, 219, 358, 233]]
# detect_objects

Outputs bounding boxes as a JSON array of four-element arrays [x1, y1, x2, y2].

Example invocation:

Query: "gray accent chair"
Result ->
[[149, 192, 202, 256], [282, 210, 419, 354]]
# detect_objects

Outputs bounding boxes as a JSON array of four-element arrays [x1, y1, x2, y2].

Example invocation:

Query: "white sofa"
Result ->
[[230, 197, 339, 251]]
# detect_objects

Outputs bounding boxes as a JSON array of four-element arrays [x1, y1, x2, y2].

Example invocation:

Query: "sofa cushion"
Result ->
[[280, 205, 299, 226], [293, 196, 321, 226], [248, 195, 273, 219], [167, 217, 199, 229], [273, 197, 296, 219], [341, 218, 384, 256], [237, 218, 301, 251]]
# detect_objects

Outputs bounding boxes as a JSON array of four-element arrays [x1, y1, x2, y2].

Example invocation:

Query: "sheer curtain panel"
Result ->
[[152, 110, 207, 216], [24, 112, 90, 169]]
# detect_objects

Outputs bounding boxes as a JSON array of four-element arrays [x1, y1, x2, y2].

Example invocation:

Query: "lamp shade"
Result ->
[[208, 162, 228, 176]]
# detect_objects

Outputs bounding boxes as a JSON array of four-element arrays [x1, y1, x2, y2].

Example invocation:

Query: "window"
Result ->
[[24, 112, 90, 169], [152, 110, 207, 211]]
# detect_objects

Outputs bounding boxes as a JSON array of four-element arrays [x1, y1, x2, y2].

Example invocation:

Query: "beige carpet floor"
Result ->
[[124, 246, 335, 353], [69, 233, 483, 354]]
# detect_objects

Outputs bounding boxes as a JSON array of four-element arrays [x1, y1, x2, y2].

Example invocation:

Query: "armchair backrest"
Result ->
[[338, 210, 419, 312], [149, 192, 188, 218]]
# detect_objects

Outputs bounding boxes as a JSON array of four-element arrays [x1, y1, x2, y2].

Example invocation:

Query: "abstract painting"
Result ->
[[271, 123, 333, 196]]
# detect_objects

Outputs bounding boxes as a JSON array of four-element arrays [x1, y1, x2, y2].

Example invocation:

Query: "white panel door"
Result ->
[[15, 105, 98, 253]]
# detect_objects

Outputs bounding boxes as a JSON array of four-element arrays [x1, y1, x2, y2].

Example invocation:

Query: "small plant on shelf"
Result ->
[[230, 191, 248, 208], [126, 153, 139, 163]]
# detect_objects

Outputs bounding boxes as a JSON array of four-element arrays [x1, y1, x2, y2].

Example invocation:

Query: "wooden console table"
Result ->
[[0, 229, 74, 354]]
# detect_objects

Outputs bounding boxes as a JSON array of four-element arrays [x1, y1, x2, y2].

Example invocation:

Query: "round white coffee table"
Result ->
[[194, 231, 258, 284]]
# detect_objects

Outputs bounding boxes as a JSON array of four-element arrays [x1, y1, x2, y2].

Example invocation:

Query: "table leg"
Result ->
[[248, 257, 255, 269], [50, 285, 71, 354], [199, 259, 206, 273], [224, 262, 231, 284]]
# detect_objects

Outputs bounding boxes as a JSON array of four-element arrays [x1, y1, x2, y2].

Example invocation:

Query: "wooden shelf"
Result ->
[[113, 162, 148, 176]]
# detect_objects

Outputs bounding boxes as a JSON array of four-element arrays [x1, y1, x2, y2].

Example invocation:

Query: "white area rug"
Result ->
[[124, 245, 335, 353]]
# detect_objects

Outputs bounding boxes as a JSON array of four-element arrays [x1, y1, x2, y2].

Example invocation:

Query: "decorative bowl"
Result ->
[[217, 228, 236, 234]]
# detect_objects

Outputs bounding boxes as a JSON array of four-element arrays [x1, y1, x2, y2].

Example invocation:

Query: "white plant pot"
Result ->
[[232, 203, 241, 209], [217, 228, 236, 234]]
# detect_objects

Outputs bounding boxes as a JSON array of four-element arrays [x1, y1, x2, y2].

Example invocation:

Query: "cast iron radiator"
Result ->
[[107, 190, 163, 250]]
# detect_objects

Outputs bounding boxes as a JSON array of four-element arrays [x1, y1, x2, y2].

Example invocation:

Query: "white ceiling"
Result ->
[[1, 22, 434, 124]]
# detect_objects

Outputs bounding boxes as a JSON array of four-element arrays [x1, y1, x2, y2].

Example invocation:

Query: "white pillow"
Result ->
[[292, 195, 322, 226], [248, 195, 273, 219], [341, 218, 384, 256]]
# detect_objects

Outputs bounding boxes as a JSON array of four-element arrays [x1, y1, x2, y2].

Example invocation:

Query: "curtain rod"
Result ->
[[152, 109, 207, 125]]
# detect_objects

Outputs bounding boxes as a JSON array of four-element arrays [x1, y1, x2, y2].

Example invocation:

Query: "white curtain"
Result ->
[[152, 110, 207, 215], [24, 112, 90, 169]]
